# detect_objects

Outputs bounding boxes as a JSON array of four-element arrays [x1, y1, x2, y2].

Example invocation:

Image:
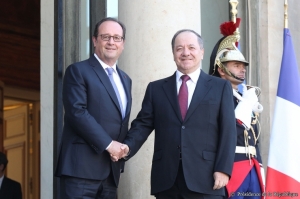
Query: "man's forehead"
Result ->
[[175, 33, 199, 45], [99, 21, 122, 31], [176, 31, 197, 39]]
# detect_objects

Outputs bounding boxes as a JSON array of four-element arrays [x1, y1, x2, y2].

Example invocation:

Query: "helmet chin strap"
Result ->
[[226, 69, 245, 82], [219, 63, 245, 82]]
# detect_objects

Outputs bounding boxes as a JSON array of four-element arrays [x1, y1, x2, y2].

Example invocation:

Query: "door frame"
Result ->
[[3, 86, 40, 199]]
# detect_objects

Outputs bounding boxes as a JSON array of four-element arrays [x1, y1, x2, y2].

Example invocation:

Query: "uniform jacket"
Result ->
[[233, 95, 262, 163], [124, 71, 237, 195], [226, 95, 264, 196], [55, 55, 132, 187]]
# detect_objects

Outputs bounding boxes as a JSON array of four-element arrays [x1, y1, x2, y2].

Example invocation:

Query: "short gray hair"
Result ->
[[171, 29, 204, 51]]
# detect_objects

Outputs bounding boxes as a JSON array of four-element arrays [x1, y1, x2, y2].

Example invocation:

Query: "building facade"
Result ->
[[40, 0, 300, 198]]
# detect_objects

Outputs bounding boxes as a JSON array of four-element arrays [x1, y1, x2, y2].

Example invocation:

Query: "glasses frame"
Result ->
[[98, 34, 124, 42]]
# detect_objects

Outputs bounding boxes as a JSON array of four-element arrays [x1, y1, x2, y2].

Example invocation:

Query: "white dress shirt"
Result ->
[[176, 67, 201, 107], [0, 174, 4, 189]]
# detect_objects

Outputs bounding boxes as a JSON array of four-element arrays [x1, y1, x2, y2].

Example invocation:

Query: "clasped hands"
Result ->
[[107, 141, 129, 162]]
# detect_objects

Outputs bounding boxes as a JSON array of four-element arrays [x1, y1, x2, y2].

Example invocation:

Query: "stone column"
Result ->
[[117, 1, 200, 198]]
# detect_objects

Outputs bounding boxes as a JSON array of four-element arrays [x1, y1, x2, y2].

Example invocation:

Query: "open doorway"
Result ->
[[3, 90, 40, 199]]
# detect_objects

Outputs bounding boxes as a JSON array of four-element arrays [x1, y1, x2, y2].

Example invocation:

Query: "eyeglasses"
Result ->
[[98, 34, 124, 42]]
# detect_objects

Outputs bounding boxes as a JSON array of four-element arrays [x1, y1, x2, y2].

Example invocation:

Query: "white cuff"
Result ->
[[106, 141, 113, 150]]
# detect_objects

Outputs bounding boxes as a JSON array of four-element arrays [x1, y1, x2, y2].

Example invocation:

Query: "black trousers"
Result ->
[[60, 172, 117, 199], [155, 161, 223, 199]]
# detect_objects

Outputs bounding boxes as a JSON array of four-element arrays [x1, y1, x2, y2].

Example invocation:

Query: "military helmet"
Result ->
[[209, 19, 248, 77], [218, 49, 248, 65]]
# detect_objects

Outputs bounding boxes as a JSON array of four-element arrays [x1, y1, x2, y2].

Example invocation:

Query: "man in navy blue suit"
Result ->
[[0, 152, 22, 199], [121, 29, 237, 199], [55, 17, 132, 199]]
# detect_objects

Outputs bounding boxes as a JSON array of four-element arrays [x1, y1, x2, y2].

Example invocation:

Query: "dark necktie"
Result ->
[[178, 75, 190, 120], [106, 67, 125, 118]]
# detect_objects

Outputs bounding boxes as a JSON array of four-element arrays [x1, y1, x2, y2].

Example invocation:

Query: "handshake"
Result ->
[[107, 141, 130, 162]]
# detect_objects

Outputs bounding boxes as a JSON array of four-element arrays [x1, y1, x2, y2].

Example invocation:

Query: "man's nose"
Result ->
[[107, 37, 115, 44], [182, 48, 190, 56]]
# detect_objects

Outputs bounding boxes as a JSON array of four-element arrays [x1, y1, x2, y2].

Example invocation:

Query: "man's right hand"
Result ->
[[242, 84, 258, 106], [107, 141, 129, 162]]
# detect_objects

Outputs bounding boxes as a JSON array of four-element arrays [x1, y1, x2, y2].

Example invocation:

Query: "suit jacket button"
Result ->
[[182, 126, 185, 129]]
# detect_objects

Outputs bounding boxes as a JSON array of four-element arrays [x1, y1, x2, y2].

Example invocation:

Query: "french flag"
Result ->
[[266, 28, 300, 198]]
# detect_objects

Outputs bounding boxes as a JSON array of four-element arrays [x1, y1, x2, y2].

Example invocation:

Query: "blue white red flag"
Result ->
[[266, 28, 300, 198]]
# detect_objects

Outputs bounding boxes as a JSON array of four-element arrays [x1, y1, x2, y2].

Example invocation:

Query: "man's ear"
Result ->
[[92, 36, 97, 48], [200, 48, 204, 60], [217, 67, 225, 77]]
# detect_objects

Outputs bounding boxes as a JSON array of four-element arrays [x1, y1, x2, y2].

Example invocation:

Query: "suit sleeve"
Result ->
[[124, 83, 155, 158], [214, 80, 237, 177], [63, 64, 112, 153]]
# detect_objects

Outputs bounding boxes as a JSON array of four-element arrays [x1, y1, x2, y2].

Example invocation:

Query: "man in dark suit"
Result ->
[[0, 152, 22, 199], [55, 17, 132, 199], [121, 29, 237, 198]]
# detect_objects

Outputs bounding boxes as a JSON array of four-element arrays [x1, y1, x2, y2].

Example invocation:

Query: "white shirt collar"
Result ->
[[94, 53, 117, 72], [176, 67, 201, 83], [0, 174, 4, 189]]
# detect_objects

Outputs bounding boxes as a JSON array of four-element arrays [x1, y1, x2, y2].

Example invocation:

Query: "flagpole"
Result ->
[[229, 0, 240, 36], [284, 0, 288, 28], [229, 0, 238, 23]]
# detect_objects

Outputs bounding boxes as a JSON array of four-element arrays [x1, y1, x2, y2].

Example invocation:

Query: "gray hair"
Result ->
[[171, 29, 204, 51]]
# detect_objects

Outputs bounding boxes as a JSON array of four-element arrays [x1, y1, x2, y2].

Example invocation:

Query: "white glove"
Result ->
[[242, 84, 264, 113], [252, 101, 264, 113], [234, 84, 257, 129], [241, 84, 258, 105]]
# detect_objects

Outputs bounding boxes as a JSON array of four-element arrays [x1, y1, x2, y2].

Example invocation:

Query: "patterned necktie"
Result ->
[[178, 75, 190, 120], [106, 67, 125, 118]]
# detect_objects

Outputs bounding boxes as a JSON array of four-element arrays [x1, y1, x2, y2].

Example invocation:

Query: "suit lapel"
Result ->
[[117, 66, 132, 117], [89, 56, 122, 115], [185, 71, 212, 121], [163, 72, 183, 122]]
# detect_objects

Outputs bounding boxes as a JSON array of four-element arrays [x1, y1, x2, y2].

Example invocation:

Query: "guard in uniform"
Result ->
[[209, 19, 265, 199]]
